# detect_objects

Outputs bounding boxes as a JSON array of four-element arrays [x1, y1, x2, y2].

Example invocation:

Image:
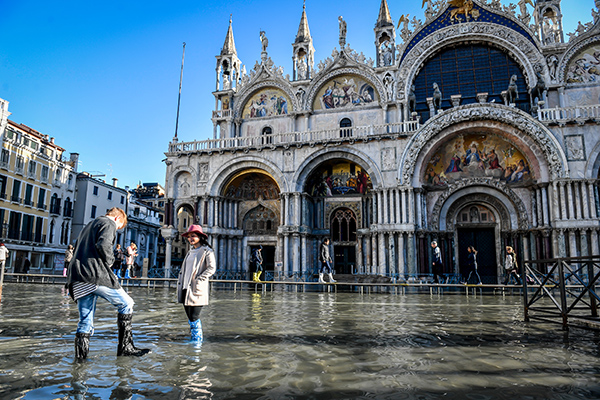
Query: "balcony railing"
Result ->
[[538, 104, 600, 124], [168, 122, 419, 153], [212, 109, 232, 119]]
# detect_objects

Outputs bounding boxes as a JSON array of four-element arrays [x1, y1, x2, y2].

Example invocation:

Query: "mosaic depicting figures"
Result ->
[[423, 134, 533, 187], [242, 88, 292, 119], [566, 44, 600, 84], [223, 172, 280, 200], [306, 160, 372, 197], [314, 75, 377, 110]]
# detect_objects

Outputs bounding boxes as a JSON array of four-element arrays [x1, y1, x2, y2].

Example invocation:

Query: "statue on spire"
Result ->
[[260, 31, 269, 53], [338, 16, 347, 48]]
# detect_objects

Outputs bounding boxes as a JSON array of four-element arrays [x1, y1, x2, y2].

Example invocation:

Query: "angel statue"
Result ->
[[260, 31, 268, 53], [338, 16, 347, 48]]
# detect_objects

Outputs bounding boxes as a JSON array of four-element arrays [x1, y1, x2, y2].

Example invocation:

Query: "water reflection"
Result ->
[[0, 284, 600, 399]]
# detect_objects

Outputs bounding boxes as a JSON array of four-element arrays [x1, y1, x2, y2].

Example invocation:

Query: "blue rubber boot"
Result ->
[[124, 269, 132, 279], [189, 319, 203, 343]]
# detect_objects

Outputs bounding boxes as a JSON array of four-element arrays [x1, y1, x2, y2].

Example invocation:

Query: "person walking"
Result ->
[[65, 207, 150, 360], [431, 241, 444, 284], [463, 246, 482, 285], [0, 243, 9, 289], [113, 244, 124, 276], [64, 245, 74, 277], [177, 225, 216, 344], [252, 246, 263, 282], [124, 242, 138, 279], [318, 238, 335, 283], [503, 246, 521, 285]]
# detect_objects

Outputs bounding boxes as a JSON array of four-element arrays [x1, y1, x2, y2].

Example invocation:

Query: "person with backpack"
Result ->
[[503, 246, 521, 285]]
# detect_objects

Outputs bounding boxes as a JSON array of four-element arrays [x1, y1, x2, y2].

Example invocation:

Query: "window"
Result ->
[[28, 160, 37, 179], [93, 186, 99, 195], [8, 211, 21, 239], [331, 208, 357, 242], [121, 195, 125, 204], [54, 169, 62, 185], [37, 188, 46, 209], [64, 197, 72, 217], [41, 166, 49, 183], [21, 214, 34, 241], [0, 175, 7, 200], [35, 217, 43, 243], [339, 118, 353, 137], [262, 126, 273, 144], [0, 149, 9, 169], [30, 141, 38, 151], [50, 194, 61, 215], [108, 191, 113, 200], [68, 174, 73, 188], [11, 180, 21, 203], [15, 156, 24, 174], [91, 205, 97, 219], [24, 184, 33, 206]]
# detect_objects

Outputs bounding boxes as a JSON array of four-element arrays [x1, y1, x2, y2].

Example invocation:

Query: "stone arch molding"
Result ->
[[206, 156, 288, 198], [398, 22, 548, 100], [293, 146, 384, 193], [558, 35, 600, 85], [305, 66, 388, 111], [172, 199, 195, 222], [234, 78, 299, 119], [169, 166, 197, 199], [397, 103, 569, 185], [432, 179, 528, 231]]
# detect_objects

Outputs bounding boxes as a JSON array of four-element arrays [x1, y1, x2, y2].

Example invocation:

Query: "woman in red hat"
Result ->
[[176, 224, 216, 344]]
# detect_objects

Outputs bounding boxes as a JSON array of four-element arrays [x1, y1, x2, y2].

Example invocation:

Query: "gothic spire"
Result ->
[[376, 0, 393, 28], [221, 15, 237, 56], [295, 1, 311, 44]]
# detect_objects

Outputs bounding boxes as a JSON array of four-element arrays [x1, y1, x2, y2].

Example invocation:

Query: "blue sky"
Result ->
[[1, 0, 596, 189]]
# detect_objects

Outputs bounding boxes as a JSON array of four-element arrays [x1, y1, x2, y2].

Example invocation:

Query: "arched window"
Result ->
[[339, 118, 352, 138], [262, 126, 273, 145], [330, 208, 357, 242]]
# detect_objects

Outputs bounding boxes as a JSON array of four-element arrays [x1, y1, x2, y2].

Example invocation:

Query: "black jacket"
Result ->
[[66, 216, 121, 298]]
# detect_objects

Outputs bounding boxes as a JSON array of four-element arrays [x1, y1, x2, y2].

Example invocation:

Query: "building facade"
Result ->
[[0, 98, 77, 274], [163, 0, 600, 282]]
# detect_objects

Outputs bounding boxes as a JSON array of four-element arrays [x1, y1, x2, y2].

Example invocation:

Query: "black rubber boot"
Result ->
[[75, 332, 90, 360], [117, 313, 151, 357]]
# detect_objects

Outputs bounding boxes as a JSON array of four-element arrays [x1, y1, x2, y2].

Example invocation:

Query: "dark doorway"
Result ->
[[250, 245, 275, 276], [457, 228, 497, 283], [334, 245, 356, 275]]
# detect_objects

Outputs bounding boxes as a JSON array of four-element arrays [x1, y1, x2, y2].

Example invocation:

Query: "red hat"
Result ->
[[181, 224, 208, 239]]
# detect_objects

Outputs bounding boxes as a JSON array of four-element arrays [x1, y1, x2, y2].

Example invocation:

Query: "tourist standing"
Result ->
[[177, 225, 216, 344], [319, 238, 335, 283], [66, 207, 150, 360], [431, 241, 444, 283], [252, 245, 263, 282], [463, 246, 482, 285], [113, 244, 124, 276], [503, 246, 521, 285], [124, 242, 137, 279], [0, 243, 9, 288], [64, 245, 74, 277]]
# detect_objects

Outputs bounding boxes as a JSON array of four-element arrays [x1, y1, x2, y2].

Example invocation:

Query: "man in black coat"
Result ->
[[66, 207, 150, 360]]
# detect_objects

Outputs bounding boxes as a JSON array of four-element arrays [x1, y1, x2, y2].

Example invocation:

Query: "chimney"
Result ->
[[50, 137, 55, 144], [112, 178, 118, 187]]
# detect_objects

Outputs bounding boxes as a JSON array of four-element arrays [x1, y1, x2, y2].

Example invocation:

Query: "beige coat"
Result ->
[[176, 246, 216, 306]]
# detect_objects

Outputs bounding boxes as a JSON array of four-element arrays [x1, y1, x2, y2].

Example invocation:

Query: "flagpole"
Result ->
[[174, 42, 186, 140]]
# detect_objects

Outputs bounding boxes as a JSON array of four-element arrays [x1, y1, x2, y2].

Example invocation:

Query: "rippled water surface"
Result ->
[[1, 283, 600, 399]]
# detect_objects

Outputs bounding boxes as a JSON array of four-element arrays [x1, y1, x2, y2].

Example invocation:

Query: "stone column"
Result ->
[[558, 86, 565, 108], [589, 181, 598, 219], [407, 233, 416, 276], [398, 232, 405, 275], [394, 189, 401, 224], [408, 188, 415, 224], [574, 182, 583, 220], [377, 190, 383, 224], [389, 233, 396, 275], [581, 230, 589, 257], [566, 182, 575, 220], [283, 234, 290, 275], [401, 189, 407, 224], [542, 184, 550, 226], [365, 234, 372, 272], [533, 188, 539, 227], [371, 234, 378, 274], [294, 193, 301, 226], [357, 234, 364, 273], [581, 181, 590, 219], [383, 189, 389, 224], [568, 229, 578, 257], [293, 233, 301, 275], [378, 233, 386, 275], [160, 226, 178, 278], [280, 194, 286, 225]]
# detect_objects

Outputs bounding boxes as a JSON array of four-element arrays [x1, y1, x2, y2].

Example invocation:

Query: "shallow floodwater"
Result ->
[[1, 284, 600, 399]]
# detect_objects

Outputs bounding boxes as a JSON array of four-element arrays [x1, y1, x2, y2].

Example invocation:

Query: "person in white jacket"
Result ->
[[176, 225, 216, 344]]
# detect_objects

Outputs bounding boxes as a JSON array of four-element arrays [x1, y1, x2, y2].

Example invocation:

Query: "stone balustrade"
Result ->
[[168, 121, 419, 153], [538, 104, 600, 124]]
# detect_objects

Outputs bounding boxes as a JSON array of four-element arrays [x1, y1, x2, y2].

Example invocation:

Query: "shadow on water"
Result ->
[[0, 283, 600, 399]]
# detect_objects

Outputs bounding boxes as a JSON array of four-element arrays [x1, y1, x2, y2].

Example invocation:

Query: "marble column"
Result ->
[[371, 234, 378, 274], [378, 233, 386, 275]]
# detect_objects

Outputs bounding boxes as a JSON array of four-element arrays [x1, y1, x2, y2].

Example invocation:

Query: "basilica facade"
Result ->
[[162, 0, 600, 283]]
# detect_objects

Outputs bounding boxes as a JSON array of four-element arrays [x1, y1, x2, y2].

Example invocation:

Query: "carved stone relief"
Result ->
[[381, 147, 396, 171], [565, 135, 586, 161]]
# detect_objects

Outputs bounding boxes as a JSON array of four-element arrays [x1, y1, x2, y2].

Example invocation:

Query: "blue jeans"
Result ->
[[320, 260, 333, 274], [77, 286, 134, 334]]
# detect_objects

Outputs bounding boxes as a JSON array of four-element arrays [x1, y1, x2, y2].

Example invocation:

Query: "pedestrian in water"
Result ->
[[0, 243, 9, 284], [64, 245, 74, 277], [463, 246, 482, 285], [503, 246, 521, 285], [318, 238, 336, 283], [113, 244, 124, 276], [124, 242, 137, 279], [431, 241, 444, 284], [66, 207, 150, 360], [252, 245, 263, 282], [177, 225, 216, 344]]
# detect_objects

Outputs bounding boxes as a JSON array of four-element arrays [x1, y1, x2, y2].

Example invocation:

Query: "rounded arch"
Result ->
[[167, 165, 197, 198], [432, 181, 528, 231], [585, 141, 600, 178], [172, 201, 195, 233], [293, 147, 384, 193], [397, 103, 569, 186], [558, 36, 600, 85], [207, 156, 288, 197], [397, 23, 547, 101], [306, 67, 387, 110], [234, 79, 298, 118]]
